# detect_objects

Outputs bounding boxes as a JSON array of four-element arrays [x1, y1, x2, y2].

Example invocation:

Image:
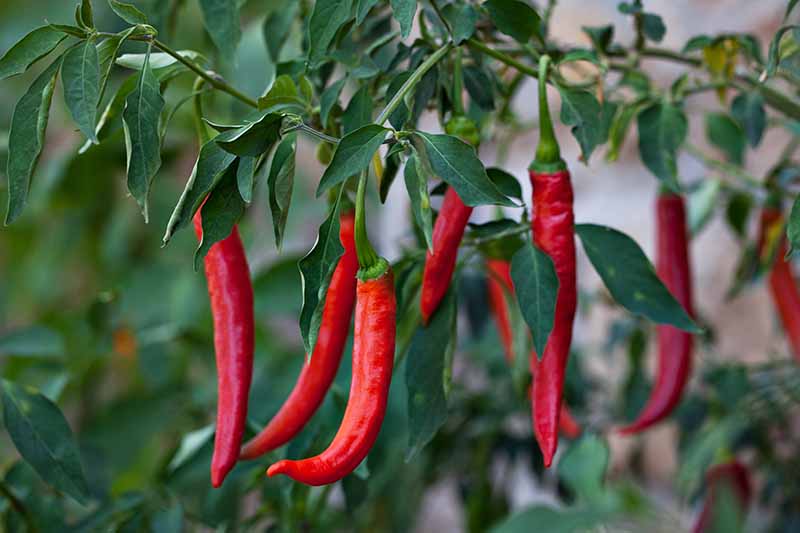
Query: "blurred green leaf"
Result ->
[[484, 0, 542, 44], [268, 133, 297, 251], [637, 101, 687, 187], [391, 0, 417, 39], [0, 326, 64, 358], [198, 0, 242, 60], [62, 39, 101, 143]]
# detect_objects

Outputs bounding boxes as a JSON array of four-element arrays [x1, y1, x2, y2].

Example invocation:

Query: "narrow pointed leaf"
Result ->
[[316, 125, 389, 196], [404, 153, 433, 251], [307, 0, 354, 67], [0, 26, 66, 81], [236, 156, 256, 204], [198, 0, 242, 59], [511, 242, 559, 358], [108, 0, 149, 24], [62, 39, 101, 143], [268, 134, 297, 251], [194, 163, 247, 270]]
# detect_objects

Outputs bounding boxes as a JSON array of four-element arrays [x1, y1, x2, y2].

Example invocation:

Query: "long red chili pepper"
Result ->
[[268, 172, 396, 485], [487, 259, 581, 439], [420, 179, 473, 325], [528, 56, 578, 466], [759, 207, 800, 360], [692, 460, 752, 533], [620, 191, 694, 434], [240, 211, 359, 460], [193, 213, 254, 488]]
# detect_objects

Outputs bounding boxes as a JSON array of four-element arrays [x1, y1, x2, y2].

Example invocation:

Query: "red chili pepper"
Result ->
[[759, 208, 800, 361], [420, 184, 473, 325], [193, 213, 254, 488], [528, 56, 578, 466], [620, 191, 694, 434], [240, 211, 359, 460], [267, 267, 396, 485], [487, 259, 581, 439], [693, 460, 752, 533]]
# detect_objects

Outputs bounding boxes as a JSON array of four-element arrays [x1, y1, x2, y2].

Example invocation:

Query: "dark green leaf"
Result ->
[[163, 137, 237, 243], [316, 125, 389, 196], [97, 27, 136, 104], [511, 242, 559, 358], [386, 72, 412, 129], [443, 2, 479, 44], [48, 24, 89, 38], [725, 192, 752, 240], [308, 0, 355, 67], [62, 39, 101, 143], [558, 435, 610, 505], [706, 112, 745, 165], [582, 25, 614, 52], [788, 195, 800, 255], [263, 1, 297, 61], [391, 0, 417, 39], [151, 503, 183, 533], [298, 193, 345, 354], [0, 26, 66, 81], [404, 153, 433, 251], [194, 164, 247, 270], [406, 289, 456, 461], [484, 0, 542, 44], [492, 506, 606, 533], [257, 74, 308, 114], [342, 84, 373, 135], [557, 86, 603, 162], [320, 77, 347, 127], [4, 57, 61, 225], [1, 380, 89, 504], [0, 326, 64, 358], [108, 0, 149, 24], [236, 155, 256, 203], [731, 92, 766, 147], [78, 0, 94, 28], [463, 65, 495, 111], [486, 167, 522, 201], [356, 0, 382, 24], [641, 13, 666, 42], [216, 112, 282, 157], [268, 134, 297, 250], [637, 101, 687, 186], [576, 224, 700, 332], [122, 47, 165, 221], [199, 0, 242, 59], [410, 131, 514, 207]]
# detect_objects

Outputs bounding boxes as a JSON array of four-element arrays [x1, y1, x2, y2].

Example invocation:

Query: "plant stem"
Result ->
[[354, 170, 380, 271], [452, 47, 465, 116], [466, 38, 539, 79], [684, 143, 762, 190], [376, 42, 454, 126], [429, 0, 453, 37]]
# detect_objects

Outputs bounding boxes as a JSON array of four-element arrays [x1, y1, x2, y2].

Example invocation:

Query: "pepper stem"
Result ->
[[192, 77, 212, 145], [531, 55, 566, 172], [354, 170, 380, 272], [453, 47, 465, 116]]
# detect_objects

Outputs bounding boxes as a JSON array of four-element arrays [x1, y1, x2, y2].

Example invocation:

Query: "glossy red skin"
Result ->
[[240, 212, 359, 460], [760, 208, 800, 361], [693, 461, 751, 533], [193, 213, 254, 488], [267, 269, 396, 486], [529, 168, 577, 467], [620, 192, 694, 434], [488, 259, 581, 438], [421, 187, 473, 325]]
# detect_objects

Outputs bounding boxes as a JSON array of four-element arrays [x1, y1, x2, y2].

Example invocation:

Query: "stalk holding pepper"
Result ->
[[759, 207, 800, 361], [528, 56, 578, 466], [240, 211, 359, 460], [620, 191, 694, 434], [193, 213, 254, 488]]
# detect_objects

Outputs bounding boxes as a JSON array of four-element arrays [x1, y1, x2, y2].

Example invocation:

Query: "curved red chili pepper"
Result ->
[[759, 208, 800, 361], [693, 460, 751, 533], [529, 168, 577, 467], [487, 259, 581, 438], [193, 213, 254, 488], [267, 268, 396, 485], [240, 212, 359, 460], [421, 187, 473, 325], [620, 192, 693, 434]]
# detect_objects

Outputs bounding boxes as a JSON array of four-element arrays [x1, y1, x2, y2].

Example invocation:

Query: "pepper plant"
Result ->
[[1, 0, 800, 531]]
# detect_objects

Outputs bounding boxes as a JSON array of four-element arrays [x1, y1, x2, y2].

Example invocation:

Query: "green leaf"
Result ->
[[557, 86, 603, 162], [0, 326, 64, 358], [582, 25, 614, 52], [487, 167, 522, 201], [78, 0, 95, 28], [637, 101, 687, 186], [511, 242, 559, 358], [558, 435, 610, 505], [116, 50, 205, 70], [463, 65, 495, 111], [725, 191, 752, 240], [484, 0, 542, 44], [1, 380, 89, 504], [168, 424, 214, 472], [194, 164, 247, 270], [411, 131, 514, 207], [688, 179, 722, 236], [731, 92, 766, 147], [641, 13, 666, 42], [316, 125, 389, 197], [391, 0, 417, 39], [443, 2, 479, 44], [236, 155, 256, 203], [97, 27, 136, 104], [216, 112, 282, 157], [298, 193, 345, 354], [342, 84, 373, 135], [406, 289, 456, 461], [263, 1, 297, 61], [268, 134, 297, 251], [766, 26, 798, 79], [576, 224, 700, 332], [4, 57, 61, 225], [0, 26, 66, 81], [108, 0, 149, 24], [356, 0, 381, 24], [606, 102, 640, 162], [163, 137, 237, 243], [404, 153, 433, 251], [62, 39, 101, 143], [706, 112, 745, 165], [492, 506, 607, 533], [198, 0, 242, 60], [307, 0, 354, 67], [257, 74, 308, 114], [787, 195, 800, 255], [122, 46, 165, 221], [320, 77, 347, 127]]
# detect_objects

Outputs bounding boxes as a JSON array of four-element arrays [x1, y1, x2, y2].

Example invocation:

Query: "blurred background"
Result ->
[[0, 0, 796, 531]]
